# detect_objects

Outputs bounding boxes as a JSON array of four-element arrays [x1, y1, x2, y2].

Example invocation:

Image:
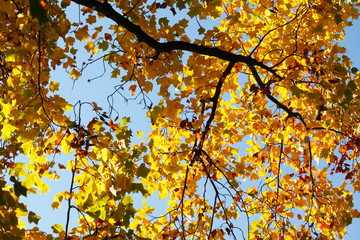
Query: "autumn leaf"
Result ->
[[128, 84, 137, 96], [74, 25, 89, 40], [137, 163, 150, 178], [70, 68, 81, 79], [28, 211, 41, 225], [51, 224, 63, 233], [49, 81, 60, 92], [10, 176, 27, 197], [1, 122, 18, 141]]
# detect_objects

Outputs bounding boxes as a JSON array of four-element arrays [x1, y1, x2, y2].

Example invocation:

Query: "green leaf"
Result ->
[[28, 211, 41, 225], [121, 117, 131, 125], [137, 163, 150, 178], [346, 216, 353, 225], [334, 65, 347, 74], [111, 68, 121, 78], [290, 85, 303, 98], [98, 41, 109, 51], [140, 145, 147, 153], [65, 120, 77, 128], [85, 209, 101, 219], [347, 80, 357, 90], [131, 148, 141, 158], [128, 183, 148, 196], [82, 194, 93, 210], [334, 3, 342, 11], [10, 176, 27, 197], [122, 195, 133, 205], [345, 88, 353, 102], [340, 100, 349, 110], [158, 17, 169, 27], [351, 67, 359, 74], [51, 224, 63, 233], [198, 27, 205, 35], [29, 0, 48, 24], [176, 1, 186, 10], [335, 13, 343, 24]]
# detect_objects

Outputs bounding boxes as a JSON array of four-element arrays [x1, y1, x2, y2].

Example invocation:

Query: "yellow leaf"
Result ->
[[31, 156, 47, 164], [122, 195, 133, 205], [61, 133, 75, 154], [70, 68, 81, 79], [49, 81, 60, 92], [1, 101, 13, 118], [1, 122, 18, 141], [258, 168, 267, 177], [63, 104, 73, 112], [51, 224, 63, 233], [17, 220, 26, 229], [84, 41, 95, 53], [137, 131, 143, 138], [5, 54, 15, 63], [101, 148, 112, 161]]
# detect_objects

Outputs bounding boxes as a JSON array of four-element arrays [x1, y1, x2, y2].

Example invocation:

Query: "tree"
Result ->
[[0, 0, 360, 239]]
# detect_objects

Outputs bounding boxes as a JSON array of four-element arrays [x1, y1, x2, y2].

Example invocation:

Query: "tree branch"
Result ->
[[65, 157, 77, 239], [248, 64, 307, 126], [70, 0, 282, 78], [70, 0, 308, 126], [204, 61, 235, 133]]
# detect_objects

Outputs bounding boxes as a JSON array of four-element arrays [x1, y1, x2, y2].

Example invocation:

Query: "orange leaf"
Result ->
[[128, 84, 137, 96]]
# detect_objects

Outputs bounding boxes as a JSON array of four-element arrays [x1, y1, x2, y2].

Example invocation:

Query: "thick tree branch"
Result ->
[[71, 0, 281, 78], [71, 0, 306, 125], [71, 0, 303, 122], [204, 61, 235, 133], [194, 62, 235, 153], [70, 0, 310, 140]]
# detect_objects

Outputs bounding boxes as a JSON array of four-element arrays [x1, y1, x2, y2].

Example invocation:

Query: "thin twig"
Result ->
[[276, 139, 284, 198], [179, 165, 190, 239], [65, 157, 77, 239]]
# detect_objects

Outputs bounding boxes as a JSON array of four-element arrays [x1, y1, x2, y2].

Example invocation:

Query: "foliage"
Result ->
[[0, 0, 360, 239]]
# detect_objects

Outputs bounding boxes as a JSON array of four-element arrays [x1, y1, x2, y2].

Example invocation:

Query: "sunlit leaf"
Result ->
[[51, 224, 63, 233]]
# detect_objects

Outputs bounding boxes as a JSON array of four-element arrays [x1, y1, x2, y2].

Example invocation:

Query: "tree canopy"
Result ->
[[1, 0, 360, 239]]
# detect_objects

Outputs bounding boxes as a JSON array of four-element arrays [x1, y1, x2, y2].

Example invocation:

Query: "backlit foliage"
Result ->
[[0, 0, 360, 239]]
